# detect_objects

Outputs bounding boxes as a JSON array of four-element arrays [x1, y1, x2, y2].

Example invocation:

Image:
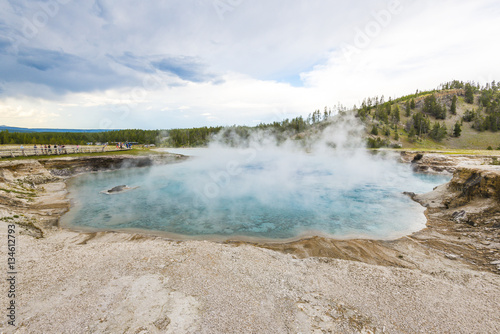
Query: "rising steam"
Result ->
[[62, 114, 450, 241]]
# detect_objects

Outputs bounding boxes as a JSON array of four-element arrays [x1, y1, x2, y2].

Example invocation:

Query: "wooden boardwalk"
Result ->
[[0, 146, 129, 158]]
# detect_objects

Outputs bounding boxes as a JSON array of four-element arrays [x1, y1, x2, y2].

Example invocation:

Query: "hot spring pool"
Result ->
[[61, 149, 451, 241]]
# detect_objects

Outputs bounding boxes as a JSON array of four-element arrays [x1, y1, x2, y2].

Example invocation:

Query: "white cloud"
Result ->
[[301, 0, 500, 106], [0, 0, 499, 129], [0, 99, 60, 126]]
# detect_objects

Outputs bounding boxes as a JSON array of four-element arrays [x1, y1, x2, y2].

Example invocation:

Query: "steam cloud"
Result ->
[[63, 115, 450, 240]]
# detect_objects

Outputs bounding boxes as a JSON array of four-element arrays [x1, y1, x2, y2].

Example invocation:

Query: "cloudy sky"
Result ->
[[0, 0, 499, 130]]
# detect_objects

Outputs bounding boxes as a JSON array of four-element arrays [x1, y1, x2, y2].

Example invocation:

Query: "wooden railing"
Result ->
[[0, 146, 130, 158]]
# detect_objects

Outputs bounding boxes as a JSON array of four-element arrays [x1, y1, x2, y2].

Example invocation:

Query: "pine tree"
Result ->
[[450, 95, 457, 114], [410, 98, 416, 109], [412, 112, 430, 136], [465, 83, 474, 104], [408, 127, 417, 141], [429, 122, 447, 141], [423, 94, 446, 119], [405, 100, 411, 117], [392, 105, 400, 124], [453, 121, 462, 137]]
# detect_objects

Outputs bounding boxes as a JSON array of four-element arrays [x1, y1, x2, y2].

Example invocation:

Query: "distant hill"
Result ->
[[358, 80, 500, 150], [0, 126, 115, 133]]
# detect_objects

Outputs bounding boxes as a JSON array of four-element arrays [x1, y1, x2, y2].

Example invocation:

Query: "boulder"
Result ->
[[451, 210, 468, 224]]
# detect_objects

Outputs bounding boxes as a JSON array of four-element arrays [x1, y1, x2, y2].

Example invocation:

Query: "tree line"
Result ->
[[0, 129, 160, 146]]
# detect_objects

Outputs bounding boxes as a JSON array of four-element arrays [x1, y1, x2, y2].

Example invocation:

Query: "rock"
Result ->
[[38, 154, 187, 178], [490, 260, 500, 265], [445, 253, 459, 260], [108, 185, 127, 193], [448, 167, 500, 207], [100, 185, 139, 194], [452, 210, 468, 224], [403, 152, 459, 173], [467, 220, 477, 227], [403, 191, 417, 200], [153, 315, 170, 330], [411, 154, 424, 163]]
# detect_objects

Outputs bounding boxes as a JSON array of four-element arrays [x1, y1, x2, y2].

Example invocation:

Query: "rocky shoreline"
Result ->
[[0, 154, 187, 238], [1, 152, 499, 333], [260, 153, 500, 275]]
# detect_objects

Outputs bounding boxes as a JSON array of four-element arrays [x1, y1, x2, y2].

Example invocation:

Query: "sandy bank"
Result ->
[[0, 153, 499, 333]]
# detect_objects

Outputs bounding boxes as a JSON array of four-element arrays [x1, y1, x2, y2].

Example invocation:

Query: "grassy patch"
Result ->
[[491, 157, 500, 165], [383, 148, 500, 155], [0, 188, 37, 196], [0, 216, 44, 238]]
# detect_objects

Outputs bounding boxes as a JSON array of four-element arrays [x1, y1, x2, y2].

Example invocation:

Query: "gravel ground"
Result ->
[[1, 229, 499, 334]]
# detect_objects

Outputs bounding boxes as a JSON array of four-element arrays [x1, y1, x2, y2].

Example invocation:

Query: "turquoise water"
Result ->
[[61, 150, 451, 241]]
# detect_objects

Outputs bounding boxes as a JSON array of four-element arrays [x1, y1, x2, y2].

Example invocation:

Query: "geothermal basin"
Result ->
[[61, 148, 451, 241]]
